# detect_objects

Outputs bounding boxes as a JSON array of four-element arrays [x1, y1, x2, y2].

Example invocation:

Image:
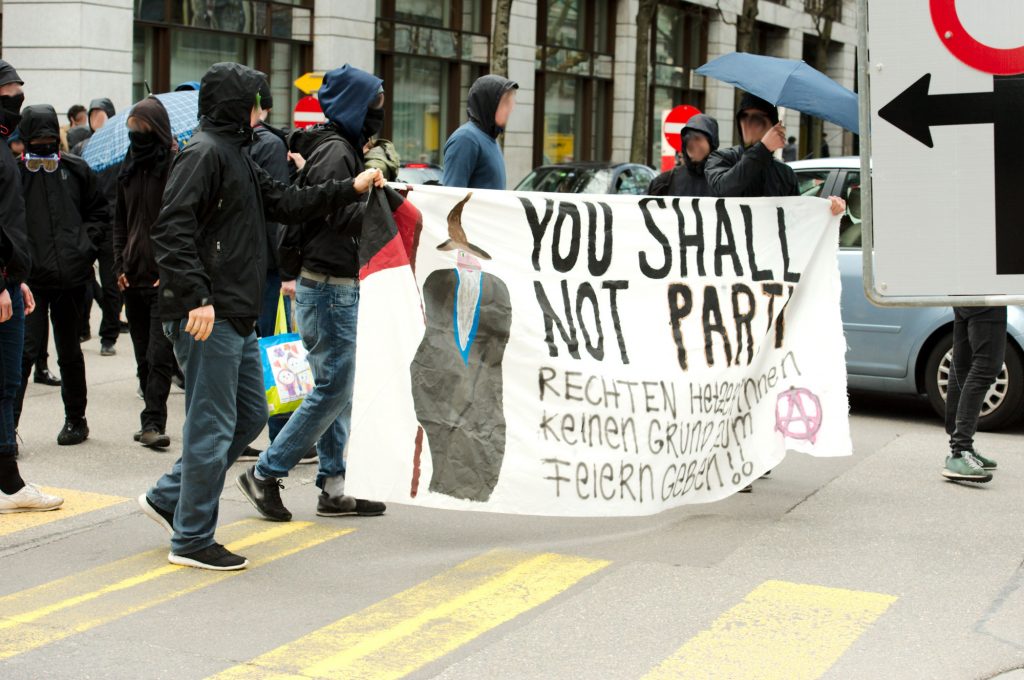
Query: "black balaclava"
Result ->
[[362, 105, 384, 141], [0, 59, 25, 138], [17, 105, 61, 156]]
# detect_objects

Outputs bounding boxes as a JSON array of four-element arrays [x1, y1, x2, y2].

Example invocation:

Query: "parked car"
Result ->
[[790, 157, 1024, 430], [398, 162, 443, 185], [515, 162, 658, 195]]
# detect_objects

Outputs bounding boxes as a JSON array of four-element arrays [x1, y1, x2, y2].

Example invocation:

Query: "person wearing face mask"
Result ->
[[0, 61, 64, 513], [647, 114, 720, 197], [442, 74, 518, 190], [113, 97, 179, 450], [237, 63, 389, 525], [136, 62, 383, 571], [13, 104, 110, 446]]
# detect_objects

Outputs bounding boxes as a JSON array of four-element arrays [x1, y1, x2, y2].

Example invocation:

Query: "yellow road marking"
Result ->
[[210, 549, 609, 680], [0, 487, 127, 537], [643, 580, 897, 680], [0, 519, 354, 660]]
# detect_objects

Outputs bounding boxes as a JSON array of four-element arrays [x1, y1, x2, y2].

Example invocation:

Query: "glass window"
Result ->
[[395, 0, 449, 27], [649, 2, 707, 165], [838, 170, 863, 248], [169, 30, 248, 89], [794, 169, 832, 197], [392, 56, 450, 165], [546, 0, 584, 48], [543, 75, 583, 164], [614, 168, 649, 195]]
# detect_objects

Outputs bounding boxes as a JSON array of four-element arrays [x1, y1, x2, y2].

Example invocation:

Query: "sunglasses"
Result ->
[[738, 111, 771, 125], [22, 153, 60, 173]]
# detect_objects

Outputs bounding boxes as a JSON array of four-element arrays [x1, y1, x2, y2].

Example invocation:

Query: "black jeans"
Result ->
[[124, 286, 176, 432], [81, 236, 122, 345], [945, 306, 1007, 453], [17, 286, 88, 425]]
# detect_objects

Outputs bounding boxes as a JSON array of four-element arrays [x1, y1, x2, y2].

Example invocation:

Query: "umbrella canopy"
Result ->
[[82, 90, 199, 172], [696, 52, 859, 134]]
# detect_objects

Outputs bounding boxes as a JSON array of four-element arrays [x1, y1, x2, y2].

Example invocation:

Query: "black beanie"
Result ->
[[737, 92, 779, 126]]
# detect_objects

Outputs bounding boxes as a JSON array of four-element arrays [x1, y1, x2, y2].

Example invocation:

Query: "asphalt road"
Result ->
[[1, 329, 1022, 679]]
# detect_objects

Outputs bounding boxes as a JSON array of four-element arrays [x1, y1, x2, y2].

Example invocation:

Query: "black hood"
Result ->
[[736, 92, 779, 126], [199, 62, 266, 132], [467, 75, 518, 138], [87, 98, 116, 120], [17, 104, 60, 142], [681, 114, 720, 173], [0, 60, 23, 88], [288, 124, 338, 160], [67, 125, 92, 149]]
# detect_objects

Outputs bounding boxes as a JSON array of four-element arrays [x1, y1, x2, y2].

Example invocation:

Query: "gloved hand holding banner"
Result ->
[[347, 184, 849, 516]]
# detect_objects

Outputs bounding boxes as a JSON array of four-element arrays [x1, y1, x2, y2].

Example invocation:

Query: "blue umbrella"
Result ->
[[82, 90, 199, 172], [696, 52, 859, 134]]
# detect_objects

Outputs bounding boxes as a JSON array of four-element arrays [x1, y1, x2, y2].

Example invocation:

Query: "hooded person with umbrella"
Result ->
[[113, 96, 179, 450], [647, 113, 720, 197]]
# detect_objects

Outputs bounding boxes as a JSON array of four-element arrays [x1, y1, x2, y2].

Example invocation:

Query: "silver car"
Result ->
[[790, 157, 1024, 430]]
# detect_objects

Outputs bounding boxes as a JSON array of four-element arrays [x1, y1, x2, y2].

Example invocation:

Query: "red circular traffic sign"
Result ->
[[663, 105, 702, 153], [930, 0, 1024, 75], [293, 95, 327, 129]]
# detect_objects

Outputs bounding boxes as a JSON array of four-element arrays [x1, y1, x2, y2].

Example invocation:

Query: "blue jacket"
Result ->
[[442, 122, 507, 190]]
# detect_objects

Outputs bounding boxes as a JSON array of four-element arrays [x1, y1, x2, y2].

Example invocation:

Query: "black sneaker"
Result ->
[[133, 430, 143, 442], [316, 493, 357, 516], [171, 373, 185, 391], [139, 430, 171, 449], [168, 543, 247, 571], [236, 446, 261, 462], [739, 483, 754, 493], [297, 448, 317, 465], [100, 342, 116, 357], [57, 419, 89, 446], [137, 493, 174, 536], [33, 368, 61, 386], [355, 498, 387, 516], [235, 466, 292, 522]]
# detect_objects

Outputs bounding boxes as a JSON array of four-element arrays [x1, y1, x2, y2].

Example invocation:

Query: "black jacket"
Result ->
[[279, 125, 366, 279], [705, 142, 799, 198], [152, 62, 362, 322], [17, 105, 108, 289], [647, 114, 720, 198], [249, 123, 289, 274], [114, 163, 167, 287], [0, 136, 31, 287]]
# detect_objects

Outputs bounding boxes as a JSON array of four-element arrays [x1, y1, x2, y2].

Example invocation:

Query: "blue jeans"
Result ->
[[0, 284, 24, 461], [149, 320, 266, 555], [256, 277, 358, 489], [259, 270, 292, 444]]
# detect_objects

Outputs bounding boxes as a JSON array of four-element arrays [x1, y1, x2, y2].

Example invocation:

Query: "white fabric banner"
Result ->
[[347, 185, 850, 516]]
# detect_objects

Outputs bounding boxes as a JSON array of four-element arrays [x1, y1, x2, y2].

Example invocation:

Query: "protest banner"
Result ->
[[346, 185, 849, 516]]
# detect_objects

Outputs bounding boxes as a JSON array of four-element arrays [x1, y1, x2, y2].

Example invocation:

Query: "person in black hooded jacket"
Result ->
[[113, 96, 179, 450], [442, 74, 518, 190], [0, 60, 64, 513], [237, 63, 388, 526], [139, 62, 383, 572], [13, 104, 109, 447], [647, 113, 720, 197]]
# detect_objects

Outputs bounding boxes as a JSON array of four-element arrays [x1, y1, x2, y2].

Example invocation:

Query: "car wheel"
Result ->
[[924, 333, 1024, 431]]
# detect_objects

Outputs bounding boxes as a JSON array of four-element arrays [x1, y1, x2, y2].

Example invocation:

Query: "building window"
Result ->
[[535, 0, 615, 166], [649, 1, 708, 165], [133, 0, 313, 118], [376, 0, 490, 166]]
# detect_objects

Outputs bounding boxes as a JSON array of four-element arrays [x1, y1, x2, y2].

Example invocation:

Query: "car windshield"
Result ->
[[517, 167, 613, 193], [398, 166, 443, 185]]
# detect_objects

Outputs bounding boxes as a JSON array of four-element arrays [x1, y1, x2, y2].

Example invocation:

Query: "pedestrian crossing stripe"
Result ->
[[0, 487, 127, 537], [642, 579, 898, 680], [0, 519, 354, 661], [208, 549, 610, 680]]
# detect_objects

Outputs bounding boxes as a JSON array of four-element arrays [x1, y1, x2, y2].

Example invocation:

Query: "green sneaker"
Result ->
[[969, 449, 997, 470], [942, 453, 992, 483]]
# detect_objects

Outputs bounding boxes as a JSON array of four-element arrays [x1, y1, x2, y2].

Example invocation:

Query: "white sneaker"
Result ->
[[0, 483, 64, 513]]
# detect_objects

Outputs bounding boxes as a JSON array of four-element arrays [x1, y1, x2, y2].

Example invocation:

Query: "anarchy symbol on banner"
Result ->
[[774, 387, 823, 444]]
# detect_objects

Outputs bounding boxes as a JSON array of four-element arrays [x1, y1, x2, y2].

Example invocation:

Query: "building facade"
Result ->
[[0, 0, 857, 186]]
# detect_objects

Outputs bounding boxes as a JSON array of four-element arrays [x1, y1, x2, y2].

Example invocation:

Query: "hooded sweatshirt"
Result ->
[[647, 114, 720, 197], [442, 75, 518, 190], [705, 92, 798, 198], [68, 98, 116, 153], [114, 97, 176, 287], [151, 62, 362, 326], [278, 65, 383, 279], [0, 60, 31, 288], [17, 105, 109, 289]]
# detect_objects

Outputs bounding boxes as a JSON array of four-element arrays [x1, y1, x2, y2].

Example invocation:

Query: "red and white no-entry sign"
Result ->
[[293, 95, 327, 129], [663, 105, 702, 152]]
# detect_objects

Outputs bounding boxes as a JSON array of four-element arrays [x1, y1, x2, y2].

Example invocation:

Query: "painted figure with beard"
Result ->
[[411, 193, 512, 503]]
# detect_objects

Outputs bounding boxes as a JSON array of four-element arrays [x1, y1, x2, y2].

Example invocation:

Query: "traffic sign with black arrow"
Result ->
[[878, 73, 1024, 275]]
